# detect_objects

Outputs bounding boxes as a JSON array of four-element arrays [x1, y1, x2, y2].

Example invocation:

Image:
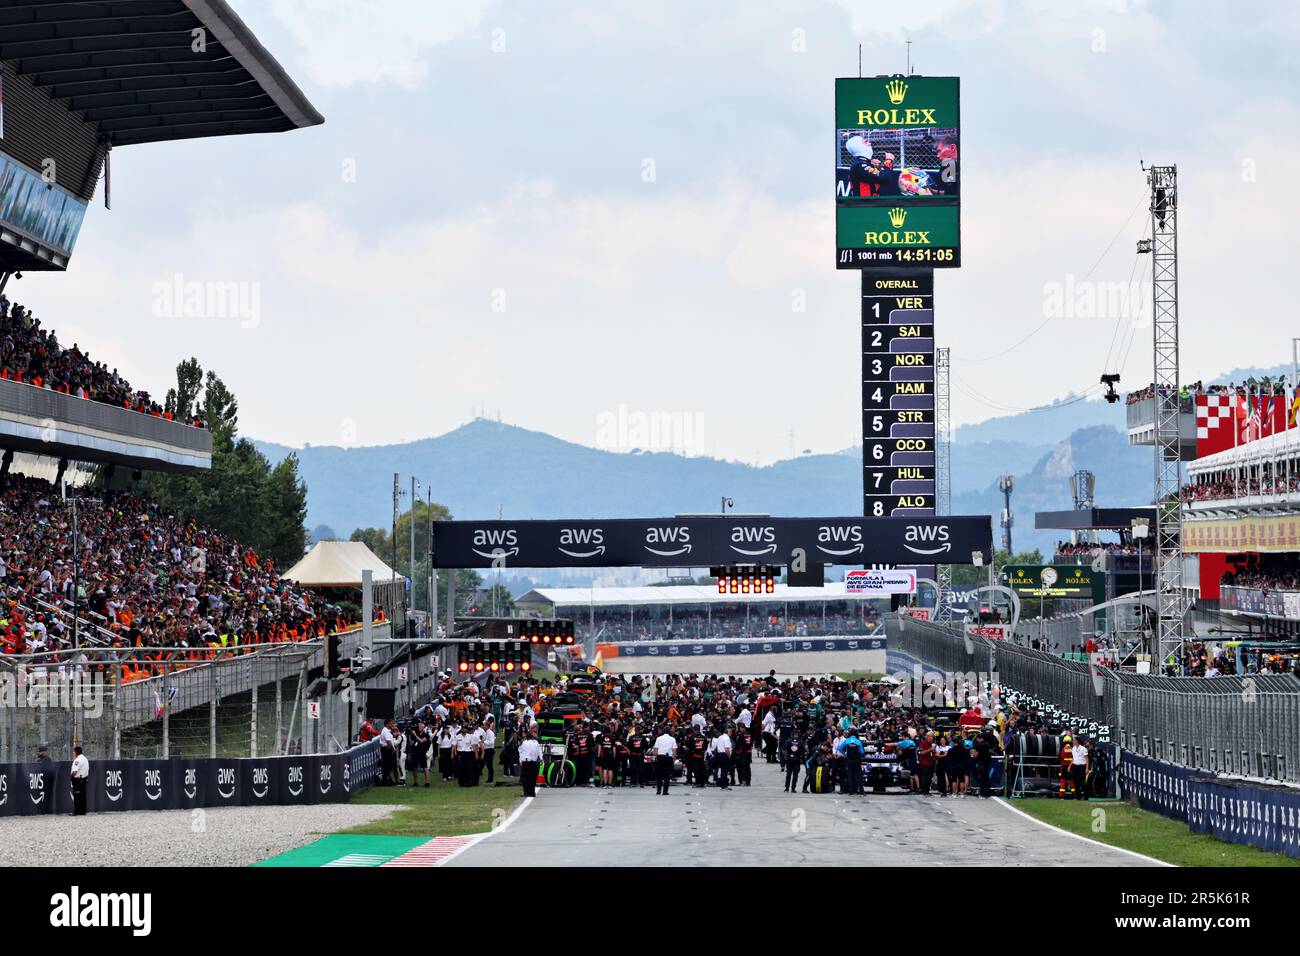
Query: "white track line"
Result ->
[[992, 798, 1174, 867], [433, 794, 534, 867]]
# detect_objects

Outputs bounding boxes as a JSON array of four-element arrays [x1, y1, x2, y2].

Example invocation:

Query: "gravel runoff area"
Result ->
[[0, 803, 400, 867]]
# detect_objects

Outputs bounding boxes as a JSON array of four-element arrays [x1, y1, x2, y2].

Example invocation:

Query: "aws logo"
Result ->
[[286, 764, 304, 798], [103, 769, 125, 803], [137, 767, 163, 802], [183, 768, 198, 800], [0, 771, 6, 807], [729, 526, 775, 556], [558, 527, 604, 559], [472, 528, 518, 560], [644, 526, 691, 557], [817, 524, 864, 556], [903, 523, 951, 556], [251, 766, 270, 799], [216, 766, 237, 799], [319, 763, 333, 795]]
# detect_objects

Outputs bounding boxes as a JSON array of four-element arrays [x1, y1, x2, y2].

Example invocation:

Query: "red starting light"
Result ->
[[505, 661, 516, 671], [474, 662, 484, 672], [521, 661, 531, 672], [717, 577, 727, 594], [490, 662, 500, 672], [458, 661, 469, 673], [729, 578, 739, 594], [565, 634, 574, 645]]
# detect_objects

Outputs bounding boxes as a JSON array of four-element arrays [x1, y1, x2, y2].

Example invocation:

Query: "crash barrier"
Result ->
[[891, 617, 1300, 784], [1122, 750, 1300, 859], [0, 739, 380, 817], [604, 635, 885, 658], [0, 619, 444, 763]]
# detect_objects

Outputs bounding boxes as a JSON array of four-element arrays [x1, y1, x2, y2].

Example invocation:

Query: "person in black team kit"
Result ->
[[626, 725, 649, 788], [784, 732, 806, 793], [572, 722, 594, 786], [687, 726, 709, 787], [733, 724, 753, 786]]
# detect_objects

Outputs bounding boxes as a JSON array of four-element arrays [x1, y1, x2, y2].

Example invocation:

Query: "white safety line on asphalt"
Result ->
[[434, 794, 534, 867], [991, 798, 1174, 867]]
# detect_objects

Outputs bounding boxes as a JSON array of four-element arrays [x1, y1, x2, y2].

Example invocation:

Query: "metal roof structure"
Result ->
[[0, 0, 323, 147], [516, 583, 886, 609], [1034, 507, 1156, 531]]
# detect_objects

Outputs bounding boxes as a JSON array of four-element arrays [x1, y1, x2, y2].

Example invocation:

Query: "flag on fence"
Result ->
[[154, 685, 177, 719]]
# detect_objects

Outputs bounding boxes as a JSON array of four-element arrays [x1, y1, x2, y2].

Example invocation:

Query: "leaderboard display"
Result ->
[[835, 75, 960, 269], [862, 270, 935, 517]]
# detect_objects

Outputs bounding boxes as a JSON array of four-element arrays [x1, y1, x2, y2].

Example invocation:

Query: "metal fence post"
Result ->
[[250, 665, 258, 759], [275, 653, 283, 757], [161, 661, 170, 760], [208, 663, 217, 759]]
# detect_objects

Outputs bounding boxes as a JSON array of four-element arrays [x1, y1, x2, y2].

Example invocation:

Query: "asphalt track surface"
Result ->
[[450, 758, 1156, 867]]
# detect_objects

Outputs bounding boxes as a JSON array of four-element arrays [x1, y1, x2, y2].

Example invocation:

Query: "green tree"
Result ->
[[129, 358, 307, 568]]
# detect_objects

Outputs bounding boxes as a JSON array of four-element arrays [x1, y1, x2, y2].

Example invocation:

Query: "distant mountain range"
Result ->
[[253, 361, 1290, 568]]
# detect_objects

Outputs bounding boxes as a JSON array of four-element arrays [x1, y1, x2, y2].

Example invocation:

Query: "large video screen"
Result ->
[[835, 76, 960, 269]]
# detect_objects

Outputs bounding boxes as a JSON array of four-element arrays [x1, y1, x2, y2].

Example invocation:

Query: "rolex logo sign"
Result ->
[[885, 79, 908, 105], [864, 207, 930, 246]]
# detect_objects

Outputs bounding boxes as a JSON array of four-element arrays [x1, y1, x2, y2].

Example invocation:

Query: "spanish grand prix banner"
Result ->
[[1183, 514, 1300, 553], [0, 742, 380, 818], [431, 515, 992, 569]]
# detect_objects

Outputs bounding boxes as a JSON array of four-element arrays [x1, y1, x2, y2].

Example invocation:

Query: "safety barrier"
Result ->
[[0, 739, 380, 817], [890, 617, 1300, 784], [1122, 750, 1300, 859]]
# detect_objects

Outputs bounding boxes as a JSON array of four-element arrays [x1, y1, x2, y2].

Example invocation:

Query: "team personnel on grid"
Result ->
[[653, 726, 677, 795], [517, 730, 542, 798], [709, 726, 733, 790]]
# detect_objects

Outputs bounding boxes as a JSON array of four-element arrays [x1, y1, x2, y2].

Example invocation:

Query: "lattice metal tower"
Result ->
[[934, 347, 953, 622], [1141, 165, 1188, 671]]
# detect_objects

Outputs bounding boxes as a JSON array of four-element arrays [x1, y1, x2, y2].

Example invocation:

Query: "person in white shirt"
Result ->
[[691, 711, 706, 731], [709, 729, 733, 790], [437, 723, 457, 781], [737, 707, 752, 729], [652, 728, 678, 795], [456, 722, 483, 788], [480, 717, 497, 785], [70, 746, 89, 815], [517, 729, 543, 797], [377, 720, 401, 786], [1070, 736, 1090, 798]]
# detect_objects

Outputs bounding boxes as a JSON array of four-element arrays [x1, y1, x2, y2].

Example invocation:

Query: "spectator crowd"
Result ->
[[0, 472, 356, 679], [0, 296, 204, 427]]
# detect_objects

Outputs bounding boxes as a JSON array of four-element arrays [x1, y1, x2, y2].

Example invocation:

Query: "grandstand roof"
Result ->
[[281, 541, 401, 589], [0, 0, 323, 147], [1034, 507, 1156, 531], [517, 583, 886, 609], [1188, 426, 1300, 475]]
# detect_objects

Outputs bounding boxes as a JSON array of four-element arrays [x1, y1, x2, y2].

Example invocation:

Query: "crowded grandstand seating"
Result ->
[[1182, 476, 1300, 502], [1221, 555, 1300, 593], [0, 297, 205, 428], [1124, 379, 1291, 406], [1054, 541, 1141, 557], [580, 607, 881, 644], [0, 473, 357, 678]]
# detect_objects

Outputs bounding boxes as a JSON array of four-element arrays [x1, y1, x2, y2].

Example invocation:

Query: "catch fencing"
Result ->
[[0, 620, 445, 763], [890, 616, 1300, 784]]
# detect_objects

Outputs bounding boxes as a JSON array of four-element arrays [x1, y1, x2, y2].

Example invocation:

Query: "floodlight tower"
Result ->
[[935, 347, 953, 622], [1137, 165, 1187, 672], [997, 475, 1014, 554]]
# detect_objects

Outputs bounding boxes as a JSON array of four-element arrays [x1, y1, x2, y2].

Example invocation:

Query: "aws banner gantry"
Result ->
[[430, 515, 992, 569]]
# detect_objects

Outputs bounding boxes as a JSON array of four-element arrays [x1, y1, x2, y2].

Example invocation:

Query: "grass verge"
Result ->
[[1008, 798, 1300, 867], [342, 771, 522, 838]]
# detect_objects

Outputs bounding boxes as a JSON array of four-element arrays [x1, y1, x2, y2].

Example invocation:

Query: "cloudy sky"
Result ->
[[20, 0, 1300, 464]]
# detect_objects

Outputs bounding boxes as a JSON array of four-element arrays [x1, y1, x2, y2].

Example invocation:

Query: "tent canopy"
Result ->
[[281, 541, 403, 589]]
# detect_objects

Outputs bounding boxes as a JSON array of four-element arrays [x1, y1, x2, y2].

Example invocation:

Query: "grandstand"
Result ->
[[516, 582, 884, 650], [0, 2, 371, 764], [1120, 378, 1300, 673]]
